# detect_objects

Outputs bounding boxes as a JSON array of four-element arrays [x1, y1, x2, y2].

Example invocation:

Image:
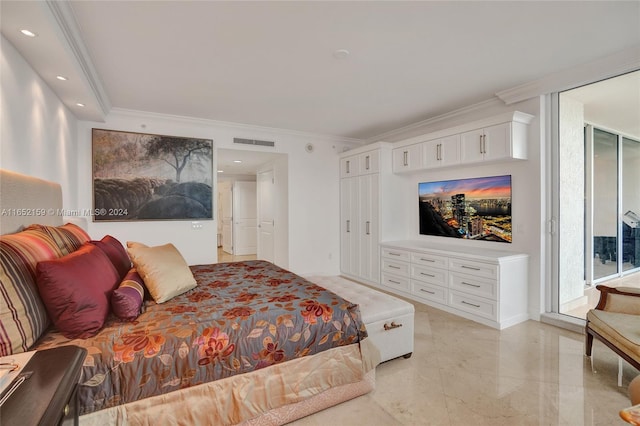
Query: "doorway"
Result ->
[[555, 70, 640, 319], [216, 148, 287, 264]]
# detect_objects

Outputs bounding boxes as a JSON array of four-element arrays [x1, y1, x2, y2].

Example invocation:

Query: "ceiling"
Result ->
[[2, 1, 639, 141]]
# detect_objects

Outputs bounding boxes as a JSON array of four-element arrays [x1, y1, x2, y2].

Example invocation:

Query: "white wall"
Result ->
[[76, 110, 350, 275], [387, 97, 545, 318], [1, 35, 78, 209], [558, 96, 585, 306]]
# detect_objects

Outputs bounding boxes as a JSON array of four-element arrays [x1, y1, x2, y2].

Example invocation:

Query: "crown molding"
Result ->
[[366, 97, 504, 143], [108, 108, 367, 146], [45, 0, 111, 117], [497, 45, 640, 105]]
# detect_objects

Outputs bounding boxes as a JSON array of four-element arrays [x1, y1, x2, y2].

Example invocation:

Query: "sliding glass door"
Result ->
[[555, 70, 640, 320]]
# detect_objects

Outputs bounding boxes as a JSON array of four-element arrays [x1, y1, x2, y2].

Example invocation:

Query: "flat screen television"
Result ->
[[418, 175, 512, 243]]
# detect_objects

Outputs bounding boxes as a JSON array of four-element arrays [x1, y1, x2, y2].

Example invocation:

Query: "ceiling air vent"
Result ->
[[233, 137, 275, 147]]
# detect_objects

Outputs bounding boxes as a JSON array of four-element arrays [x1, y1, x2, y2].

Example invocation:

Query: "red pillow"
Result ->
[[90, 235, 131, 279], [36, 243, 119, 339]]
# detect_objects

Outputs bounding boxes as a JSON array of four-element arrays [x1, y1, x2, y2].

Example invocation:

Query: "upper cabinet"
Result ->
[[392, 111, 533, 173], [392, 144, 422, 173], [423, 134, 461, 168], [340, 150, 380, 178], [460, 122, 525, 164]]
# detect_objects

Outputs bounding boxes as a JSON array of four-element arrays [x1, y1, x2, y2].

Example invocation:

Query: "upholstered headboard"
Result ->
[[0, 169, 64, 235]]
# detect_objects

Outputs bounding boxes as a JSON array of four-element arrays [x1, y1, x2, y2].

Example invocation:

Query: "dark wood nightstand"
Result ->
[[0, 345, 87, 425]]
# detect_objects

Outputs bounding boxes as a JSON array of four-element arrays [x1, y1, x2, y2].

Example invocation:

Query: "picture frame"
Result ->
[[92, 128, 213, 221]]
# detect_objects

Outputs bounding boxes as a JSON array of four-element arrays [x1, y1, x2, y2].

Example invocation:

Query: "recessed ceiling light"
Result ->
[[233, 160, 242, 163], [56, 75, 68, 81], [76, 103, 85, 107], [333, 49, 350, 59], [20, 29, 37, 37], [217, 170, 224, 173]]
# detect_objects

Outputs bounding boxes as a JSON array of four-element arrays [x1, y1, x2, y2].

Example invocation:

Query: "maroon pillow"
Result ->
[[111, 269, 146, 321], [90, 235, 131, 279], [36, 243, 119, 339]]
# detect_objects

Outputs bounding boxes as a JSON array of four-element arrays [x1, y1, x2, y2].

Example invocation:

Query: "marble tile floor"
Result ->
[[291, 276, 637, 426]]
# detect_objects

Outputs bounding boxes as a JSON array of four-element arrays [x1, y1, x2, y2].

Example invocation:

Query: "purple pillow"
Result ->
[[36, 243, 120, 339], [111, 269, 146, 321], [90, 235, 131, 279]]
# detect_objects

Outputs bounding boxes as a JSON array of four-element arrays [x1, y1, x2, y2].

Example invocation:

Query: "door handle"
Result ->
[[346, 160, 350, 174], [346, 220, 350, 233], [365, 221, 370, 235], [365, 155, 370, 170], [403, 151, 408, 167]]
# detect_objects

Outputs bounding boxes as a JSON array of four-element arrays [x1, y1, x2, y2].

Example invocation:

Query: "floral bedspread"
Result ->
[[34, 260, 368, 415]]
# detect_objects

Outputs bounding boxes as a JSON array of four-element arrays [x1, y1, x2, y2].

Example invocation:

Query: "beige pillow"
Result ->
[[127, 243, 196, 303]]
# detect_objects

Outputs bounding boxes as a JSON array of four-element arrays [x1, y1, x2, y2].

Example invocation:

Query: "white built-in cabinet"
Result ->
[[380, 241, 529, 329], [423, 134, 461, 168], [340, 150, 381, 283], [340, 144, 403, 286], [392, 111, 533, 173], [392, 143, 422, 172]]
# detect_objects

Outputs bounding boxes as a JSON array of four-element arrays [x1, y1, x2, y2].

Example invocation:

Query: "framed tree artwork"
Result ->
[[92, 128, 213, 221]]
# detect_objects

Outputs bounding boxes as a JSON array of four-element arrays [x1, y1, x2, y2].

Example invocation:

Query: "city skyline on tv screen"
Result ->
[[418, 175, 512, 243]]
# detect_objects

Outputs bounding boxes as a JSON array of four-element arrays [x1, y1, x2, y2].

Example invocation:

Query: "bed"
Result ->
[[0, 169, 377, 425]]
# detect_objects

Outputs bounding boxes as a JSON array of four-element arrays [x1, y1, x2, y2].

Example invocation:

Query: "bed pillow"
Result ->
[[127, 243, 196, 303], [0, 228, 63, 355], [111, 269, 146, 321], [36, 243, 120, 339], [90, 235, 131, 279], [24, 223, 91, 256]]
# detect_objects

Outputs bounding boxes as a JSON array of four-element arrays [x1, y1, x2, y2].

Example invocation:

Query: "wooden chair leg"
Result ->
[[586, 329, 594, 356]]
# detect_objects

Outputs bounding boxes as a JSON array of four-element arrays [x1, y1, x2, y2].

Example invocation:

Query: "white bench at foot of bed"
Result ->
[[310, 276, 415, 363]]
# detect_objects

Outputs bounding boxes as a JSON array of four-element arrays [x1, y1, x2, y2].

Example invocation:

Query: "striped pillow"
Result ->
[[24, 223, 91, 256], [0, 228, 65, 355]]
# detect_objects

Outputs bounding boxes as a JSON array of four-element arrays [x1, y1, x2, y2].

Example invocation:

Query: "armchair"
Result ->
[[585, 285, 640, 373]]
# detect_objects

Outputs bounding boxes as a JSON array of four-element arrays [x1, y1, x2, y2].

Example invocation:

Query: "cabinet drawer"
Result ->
[[449, 291, 497, 320], [411, 265, 447, 286], [381, 247, 411, 262], [381, 272, 410, 292], [449, 272, 497, 300], [448, 258, 497, 280], [382, 259, 410, 277], [412, 280, 447, 304], [411, 252, 448, 269]]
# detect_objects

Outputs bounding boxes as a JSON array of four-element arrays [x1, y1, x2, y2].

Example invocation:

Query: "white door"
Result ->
[[460, 128, 485, 163], [219, 181, 233, 254], [359, 174, 379, 282], [257, 170, 275, 262], [233, 181, 257, 256]]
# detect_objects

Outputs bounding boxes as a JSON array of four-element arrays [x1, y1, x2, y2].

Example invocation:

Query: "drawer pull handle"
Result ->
[[461, 301, 481, 308], [420, 258, 435, 262], [384, 321, 402, 331], [389, 252, 402, 256], [388, 279, 401, 285], [461, 265, 481, 271], [420, 289, 435, 295], [388, 265, 401, 269], [461, 281, 481, 288], [420, 272, 435, 277]]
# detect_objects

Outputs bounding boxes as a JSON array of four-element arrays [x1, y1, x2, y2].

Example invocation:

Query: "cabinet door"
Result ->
[[359, 150, 380, 174], [340, 155, 359, 178], [482, 122, 511, 161], [359, 174, 379, 283], [422, 139, 441, 168], [460, 129, 485, 163], [392, 144, 422, 172], [439, 134, 461, 167], [340, 178, 359, 276]]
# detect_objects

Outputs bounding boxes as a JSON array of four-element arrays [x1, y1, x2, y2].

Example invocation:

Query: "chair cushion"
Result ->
[[587, 309, 640, 364]]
